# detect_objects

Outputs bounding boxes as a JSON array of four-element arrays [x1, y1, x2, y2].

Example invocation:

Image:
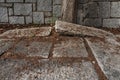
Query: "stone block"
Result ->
[[53, 0, 62, 4], [37, 0, 52, 11], [77, 4, 84, 24], [25, 16, 32, 24], [33, 3, 36, 11], [98, 2, 110, 18], [0, 59, 28, 80], [53, 5, 62, 17], [14, 3, 32, 15], [20, 60, 98, 80], [0, 3, 12, 7], [0, 59, 98, 80], [103, 19, 120, 28], [45, 17, 52, 24], [9, 16, 24, 24], [78, 0, 89, 4], [25, 0, 36, 2], [84, 2, 98, 18], [0, 0, 4, 2], [6, 0, 23, 2], [44, 12, 52, 17], [0, 7, 8, 22], [8, 8, 13, 15], [111, 2, 120, 17], [53, 38, 88, 57], [33, 12, 44, 24], [12, 41, 52, 58], [0, 27, 52, 38], [86, 37, 120, 80], [84, 18, 102, 27], [55, 20, 115, 38]]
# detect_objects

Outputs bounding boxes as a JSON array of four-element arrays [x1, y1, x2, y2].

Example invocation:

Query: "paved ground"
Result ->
[[0, 26, 120, 80]]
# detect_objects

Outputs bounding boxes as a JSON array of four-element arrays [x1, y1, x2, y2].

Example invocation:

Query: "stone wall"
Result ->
[[77, 0, 120, 28], [0, 0, 62, 24]]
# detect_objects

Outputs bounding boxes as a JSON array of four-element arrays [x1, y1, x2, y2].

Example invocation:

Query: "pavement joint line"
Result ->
[[83, 38, 108, 80]]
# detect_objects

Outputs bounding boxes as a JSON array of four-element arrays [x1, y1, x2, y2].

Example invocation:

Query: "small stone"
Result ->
[[92, 61, 95, 64], [53, 37, 88, 57], [0, 27, 52, 38]]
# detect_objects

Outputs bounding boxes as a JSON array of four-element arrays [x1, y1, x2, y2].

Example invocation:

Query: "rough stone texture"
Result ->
[[84, 19, 102, 27], [16, 60, 99, 80], [77, 1, 120, 28], [0, 3, 12, 7], [0, 7, 8, 22], [0, 0, 62, 24], [37, 0, 52, 11], [0, 27, 52, 38], [103, 19, 120, 28], [0, 0, 4, 2], [0, 58, 99, 80], [8, 8, 13, 16], [0, 59, 28, 80], [25, 0, 36, 2], [0, 40, 14, 55], [12, 41, 52, 58], [98, 2, 110, 18], [53, 0, 62, 4], [14, 3, 32, 15], [6, 0, 23, 2], [55, 20, 115, 39], [86, 38, 120, 80], [25, 16, 32, 24], [111, 2, 120, 17], [53, 5, 61, 17], [53, 38, 88, 57], [84, 2, 98, 18], [9, 16, 24, 24], [33, 12, 44, 24]]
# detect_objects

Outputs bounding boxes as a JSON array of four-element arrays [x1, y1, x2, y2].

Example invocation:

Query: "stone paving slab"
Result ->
[[0, 59, 28, 80], [0, 27, 52, 38], [12, 41, 52, 58], [85, 38, 120, 80], [0, 59, 98, 80], [54, 20, 115, 39], [0, 39, 14, 55], [53, 38, 88, 57]]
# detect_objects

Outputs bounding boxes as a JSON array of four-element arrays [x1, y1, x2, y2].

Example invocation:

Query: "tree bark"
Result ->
[[62, 0, 76, 23]]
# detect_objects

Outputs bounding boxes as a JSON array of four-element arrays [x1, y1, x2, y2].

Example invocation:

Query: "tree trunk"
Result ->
[[62, 0, 76, 23]]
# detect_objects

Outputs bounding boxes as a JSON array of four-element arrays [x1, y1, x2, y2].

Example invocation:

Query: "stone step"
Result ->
[[0, 27, 52, 38], [54, 20, 115, 39]]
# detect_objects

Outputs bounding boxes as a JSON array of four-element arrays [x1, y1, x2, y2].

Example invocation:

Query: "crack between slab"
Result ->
[[0, 38, 28, 59], [48, 28, 58, 58], [83, 38, 108, 80]]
